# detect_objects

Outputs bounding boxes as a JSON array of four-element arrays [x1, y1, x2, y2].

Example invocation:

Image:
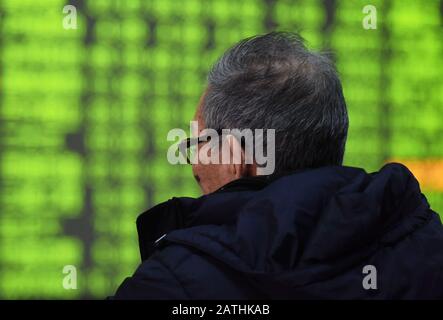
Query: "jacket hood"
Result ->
[[136, 163, 435, 298]]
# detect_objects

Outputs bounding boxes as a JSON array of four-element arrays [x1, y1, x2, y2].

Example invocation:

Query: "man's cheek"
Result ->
[[191, 165, 198, 179]]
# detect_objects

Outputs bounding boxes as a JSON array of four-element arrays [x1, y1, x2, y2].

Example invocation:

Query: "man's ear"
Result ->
[[224, 134, 249, 179]]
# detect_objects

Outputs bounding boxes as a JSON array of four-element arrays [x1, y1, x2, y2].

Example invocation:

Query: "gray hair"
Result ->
[[201, 31, 349, 174]]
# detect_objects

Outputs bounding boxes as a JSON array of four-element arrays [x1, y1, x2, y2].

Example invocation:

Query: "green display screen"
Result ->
[[0, 0, 442, 298]]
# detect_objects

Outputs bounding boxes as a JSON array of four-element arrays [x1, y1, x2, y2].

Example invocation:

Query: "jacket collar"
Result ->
[[136, 174, 278, 261]]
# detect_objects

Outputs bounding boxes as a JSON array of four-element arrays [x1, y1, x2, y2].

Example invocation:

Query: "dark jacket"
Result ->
[[112, 163, 443, 299]]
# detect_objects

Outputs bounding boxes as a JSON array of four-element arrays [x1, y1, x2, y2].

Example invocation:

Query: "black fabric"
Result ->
[[111, 163, 443, 299]]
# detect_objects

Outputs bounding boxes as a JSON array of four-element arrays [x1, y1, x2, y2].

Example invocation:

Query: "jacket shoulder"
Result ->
[[112, 242, 260, 299], [111, 245, 192, 299]]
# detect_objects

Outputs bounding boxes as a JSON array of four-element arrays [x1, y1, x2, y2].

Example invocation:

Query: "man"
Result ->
[[112, 32, 443, 299]]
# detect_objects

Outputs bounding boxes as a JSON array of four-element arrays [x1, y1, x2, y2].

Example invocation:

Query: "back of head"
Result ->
[[202, 31, 349, 174]]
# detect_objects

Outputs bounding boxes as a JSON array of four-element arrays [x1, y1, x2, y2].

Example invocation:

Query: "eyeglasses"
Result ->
[[178, 130, 221, 164], [178, 129, 249, 165]]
